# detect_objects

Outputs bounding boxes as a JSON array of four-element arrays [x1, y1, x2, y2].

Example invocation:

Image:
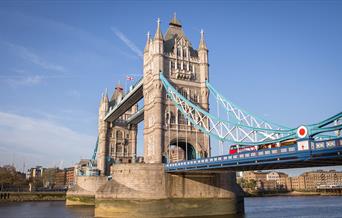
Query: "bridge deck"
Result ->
[[165, 137, 342, 172]]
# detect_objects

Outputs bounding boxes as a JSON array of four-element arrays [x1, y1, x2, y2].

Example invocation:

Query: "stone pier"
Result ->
[[67, 163, 244, 217]]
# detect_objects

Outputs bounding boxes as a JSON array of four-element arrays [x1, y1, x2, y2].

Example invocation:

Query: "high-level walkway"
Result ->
[[104, 78, 143, 122]]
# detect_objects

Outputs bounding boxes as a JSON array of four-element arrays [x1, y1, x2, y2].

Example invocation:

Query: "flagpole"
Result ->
[[125, 76, 127, 93]]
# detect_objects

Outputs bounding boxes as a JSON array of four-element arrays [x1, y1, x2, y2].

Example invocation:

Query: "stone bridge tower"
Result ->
[[143, 15, 210, 164], [97, 85, 138, 175]]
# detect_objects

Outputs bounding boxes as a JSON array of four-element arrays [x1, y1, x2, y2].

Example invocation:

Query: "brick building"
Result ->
[[65, 167, 75, 188], [290, 170, 342, 191], [242, 171, 290, 191]]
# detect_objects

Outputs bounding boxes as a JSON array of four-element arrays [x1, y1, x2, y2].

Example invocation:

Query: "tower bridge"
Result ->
[[67, 14, 342, 217]]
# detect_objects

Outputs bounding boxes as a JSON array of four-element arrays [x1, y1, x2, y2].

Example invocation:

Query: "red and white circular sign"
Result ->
[[297, 125, 308, 138]]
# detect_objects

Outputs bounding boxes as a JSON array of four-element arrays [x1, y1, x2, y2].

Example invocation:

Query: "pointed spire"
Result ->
[[144, 31, 150, 52], [154, 17, 163, 40], [199, 29, 207, 50], [100, 92, 104, 105], [104, 88, 109, 103], [169, 12, 182, 27]]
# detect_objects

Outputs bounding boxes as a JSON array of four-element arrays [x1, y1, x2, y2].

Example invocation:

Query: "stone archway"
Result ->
[[167, 140, 196, 162]]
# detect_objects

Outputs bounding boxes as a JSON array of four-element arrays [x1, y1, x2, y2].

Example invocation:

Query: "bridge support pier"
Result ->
[[94, 163, 244, 217]]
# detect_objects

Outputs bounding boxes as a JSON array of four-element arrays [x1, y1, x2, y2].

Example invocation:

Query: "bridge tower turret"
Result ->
[[97, 90, 109, 175], [198, 30, 209, 111], [143, 14, 210, 163], [143, 18, 165, 163]]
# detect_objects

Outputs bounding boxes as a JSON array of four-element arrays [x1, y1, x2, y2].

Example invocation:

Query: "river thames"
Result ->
[[0, 196, 341, 218]]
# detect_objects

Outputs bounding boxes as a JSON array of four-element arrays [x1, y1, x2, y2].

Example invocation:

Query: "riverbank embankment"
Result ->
[[0, 192, 66, 202], [245, 190, 342, 197]]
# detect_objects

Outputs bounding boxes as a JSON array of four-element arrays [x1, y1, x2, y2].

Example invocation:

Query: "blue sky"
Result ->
[[0, 1, 341, 175]]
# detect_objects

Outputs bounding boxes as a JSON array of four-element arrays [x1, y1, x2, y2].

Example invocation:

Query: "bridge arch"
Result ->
[[167, 139, 196, 162]]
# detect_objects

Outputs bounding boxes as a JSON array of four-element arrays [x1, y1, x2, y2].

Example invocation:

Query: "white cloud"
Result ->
[[0, 111, 95, 169], [5, 42, 66, 72], [5, 75, 43, 86], [111, 27, 143, 59]]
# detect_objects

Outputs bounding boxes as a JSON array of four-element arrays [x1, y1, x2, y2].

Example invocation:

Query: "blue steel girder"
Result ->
[[165, 137, 342, 172], [160, 72, 342, 145], [160, 72, 295, 146]]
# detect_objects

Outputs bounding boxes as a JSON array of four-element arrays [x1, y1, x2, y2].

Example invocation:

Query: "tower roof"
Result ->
[[169, 13, 182, 27], [164, 14, 197, 57], [199, 29, 207, 50], [144, 31, 151, 52], [110, 83, 123, 104], [154, 18, 163, 40]]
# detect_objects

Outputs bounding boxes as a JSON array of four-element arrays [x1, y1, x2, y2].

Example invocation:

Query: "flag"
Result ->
[[126, 76, 134, 81]]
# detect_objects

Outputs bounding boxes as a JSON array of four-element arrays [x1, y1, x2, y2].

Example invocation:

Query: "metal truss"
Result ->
[[160, 73, 295, 146], [160, 72, 342, 145]]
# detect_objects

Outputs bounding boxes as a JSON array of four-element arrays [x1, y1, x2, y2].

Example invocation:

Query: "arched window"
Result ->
[[116, 143, 122, 153], [165, 112, 170, 125], [178, 113, 186, 124], [177, 62, 181, 69], [177, 47, 181, 57], [116, 130, 123, 140]]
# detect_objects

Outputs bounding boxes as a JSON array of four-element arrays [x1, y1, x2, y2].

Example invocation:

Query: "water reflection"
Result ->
[[1, 196, 342, 218]]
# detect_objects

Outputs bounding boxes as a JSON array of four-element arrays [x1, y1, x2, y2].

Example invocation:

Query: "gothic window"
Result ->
[[177, 62, 181, 69], [189, 64, 192, 72], [177, 47, 181, 57], [171, 61, 175, 69], [184, 48, 187, 58], [116, 130, 123, 140], [124, 145, 128, 154], [165, 112, 170, 125], [171, 113, 176, 124], [178, 113, 186, 124], [116, 143, 122, 153], [111, 143, 115, 155]]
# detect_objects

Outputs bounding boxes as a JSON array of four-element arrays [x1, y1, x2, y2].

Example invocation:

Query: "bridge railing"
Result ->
[[165, 137, 342, 171], [310, 137, 342, 150], [166, 144, 298, 169]]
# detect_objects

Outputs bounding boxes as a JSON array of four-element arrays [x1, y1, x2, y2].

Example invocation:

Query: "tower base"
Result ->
[[95, 163, 244, 217]]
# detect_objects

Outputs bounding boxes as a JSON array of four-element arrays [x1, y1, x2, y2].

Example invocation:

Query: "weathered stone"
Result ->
[[94, 163, 244, 217]]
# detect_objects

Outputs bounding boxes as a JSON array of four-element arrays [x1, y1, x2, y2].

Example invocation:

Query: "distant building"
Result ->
[[55, 169, 66, 189], [289, 176, 306, 191], [242, 171, 290, 191], [42, 168, 58, 188], [290, 170, 342, 191], [65, 167, 75, 188], [26, 166, 44, 180], [75, 159, 100, 176]]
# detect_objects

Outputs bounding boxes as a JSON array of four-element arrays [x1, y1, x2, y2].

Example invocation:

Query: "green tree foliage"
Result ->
[[238, 178, 257, 189], [0, 165, 28, 190]]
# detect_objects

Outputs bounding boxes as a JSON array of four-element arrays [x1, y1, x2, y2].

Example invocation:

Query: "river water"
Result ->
[[0, 196, 341, 218]]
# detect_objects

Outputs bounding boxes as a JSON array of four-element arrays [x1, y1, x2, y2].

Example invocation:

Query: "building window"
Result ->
[[178, 113, 186, 124], [116, 130, 123, 140], [116, 144, 122, 153], [177, 47, 181, 57]]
